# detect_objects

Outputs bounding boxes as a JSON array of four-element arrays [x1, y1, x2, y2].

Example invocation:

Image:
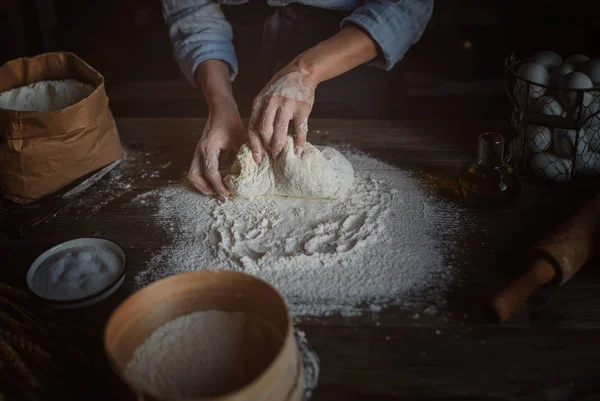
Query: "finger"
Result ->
[[258, 98, 278, 146], [248, 99, 266, 164], [187, 169, 216, 196], [204, 147, 230, 201], [187, 149, 217, 196], [293, 109, 309, 156], [271, 104, 294, 159]]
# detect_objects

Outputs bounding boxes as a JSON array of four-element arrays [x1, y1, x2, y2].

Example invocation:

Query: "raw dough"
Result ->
[[225, 136, 354, 199]]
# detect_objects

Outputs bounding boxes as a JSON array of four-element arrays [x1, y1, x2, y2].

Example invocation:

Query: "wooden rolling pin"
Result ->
[[489, 192, 600, 322]]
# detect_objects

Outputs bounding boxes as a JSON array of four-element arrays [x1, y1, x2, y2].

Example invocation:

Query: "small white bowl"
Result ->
[[26, 238, 126, 309]]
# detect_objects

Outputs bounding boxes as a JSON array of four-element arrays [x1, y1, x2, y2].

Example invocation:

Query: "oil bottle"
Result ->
[[457, 132, 521, 208]]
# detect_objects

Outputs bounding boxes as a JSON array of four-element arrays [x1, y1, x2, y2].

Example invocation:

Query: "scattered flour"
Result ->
[[124, 310, 318, 400], [63, 148, 148, 218], [31, 245, 122, 301], [295, 329, 320, 400], [0, 79, 95, 112], [134, 148, 465, 316]]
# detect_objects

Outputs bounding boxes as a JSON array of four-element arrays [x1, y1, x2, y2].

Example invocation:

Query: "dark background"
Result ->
[[1, 0, 598, 119]]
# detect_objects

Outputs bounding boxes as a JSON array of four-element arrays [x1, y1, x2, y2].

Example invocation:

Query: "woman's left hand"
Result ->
[[248, 68, 316, 163], [248, 24, 379, 164]]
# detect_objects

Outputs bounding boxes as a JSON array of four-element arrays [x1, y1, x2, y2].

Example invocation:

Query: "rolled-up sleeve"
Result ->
[[341, 0, 434, 70], [162, 0, 238, 85]]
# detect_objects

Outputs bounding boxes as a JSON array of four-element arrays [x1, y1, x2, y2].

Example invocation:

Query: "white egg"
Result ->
[[578, 59, 600, 86], [552, 128, 588, 158], [550, 63, 574, 87], [565, 54, 590, 68], [529, 50, 562, 69], [514, 62, 550, 102], [575, 150, 600, 174], [559, 71, 593, 109], [525, 125, 552, 153], [582, 126, 600, 151], [530, 152, 573, 181], [578, 91, 600, 127], [531, 95, 564, 116]]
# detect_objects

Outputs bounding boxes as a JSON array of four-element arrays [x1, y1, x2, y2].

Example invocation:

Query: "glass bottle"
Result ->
[[457, 132, 521, 208]]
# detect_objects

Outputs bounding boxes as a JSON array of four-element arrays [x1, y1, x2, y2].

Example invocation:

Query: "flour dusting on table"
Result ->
[[135, 148, 466, 316]]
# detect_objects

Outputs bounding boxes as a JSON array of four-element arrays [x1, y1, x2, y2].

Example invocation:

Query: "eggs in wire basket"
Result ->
[[506, 51, 600, 183]]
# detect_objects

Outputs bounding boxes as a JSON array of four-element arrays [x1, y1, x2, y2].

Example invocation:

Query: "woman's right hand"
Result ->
[[187, 99, 245, 201]]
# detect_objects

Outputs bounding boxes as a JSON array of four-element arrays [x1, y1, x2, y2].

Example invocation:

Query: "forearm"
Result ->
[[290, 24, 379, 87], [194, 60, 237, 111]]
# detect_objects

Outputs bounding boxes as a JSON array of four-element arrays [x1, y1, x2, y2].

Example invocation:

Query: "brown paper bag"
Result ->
[[0, 52, 124, 204]]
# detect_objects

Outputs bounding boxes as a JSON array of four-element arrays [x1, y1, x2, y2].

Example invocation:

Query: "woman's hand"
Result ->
[[248, 69, 316, 163], [248, 24, 378, 164], [188, 100, 245, 201], [188, 59, 245, 200]]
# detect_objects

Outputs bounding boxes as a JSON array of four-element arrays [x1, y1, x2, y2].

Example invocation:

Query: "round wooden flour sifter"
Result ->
[[104, 270, 304, 401]]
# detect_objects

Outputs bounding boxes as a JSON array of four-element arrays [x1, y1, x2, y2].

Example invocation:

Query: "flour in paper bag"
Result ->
[[0, 79, 94, 112]]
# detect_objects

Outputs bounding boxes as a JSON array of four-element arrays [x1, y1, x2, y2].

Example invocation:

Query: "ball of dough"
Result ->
[[225, 137, 354, 199]]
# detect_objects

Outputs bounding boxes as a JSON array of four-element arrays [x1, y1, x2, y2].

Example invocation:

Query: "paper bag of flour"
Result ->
[[0, 52, 124, 204]]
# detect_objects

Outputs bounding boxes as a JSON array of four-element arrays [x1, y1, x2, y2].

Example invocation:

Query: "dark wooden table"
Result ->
[[2, 118, 600, 400]]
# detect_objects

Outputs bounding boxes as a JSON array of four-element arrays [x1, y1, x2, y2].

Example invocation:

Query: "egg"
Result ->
[[579, 91, 600, 127], [530, 152, 573, 181], [529, 50, 562, 69], [565, 54, 590, 68], [582, 127, 600, 151], [575, 151, 600, 174], [578, 59, 600, 86], [514, 62, 550, 102], [525, 125, 552, 153], [550, 63, 574, 87], [559, 71, 593, 109], [552, 128, 588, 158], [531, 95, 564, 116]]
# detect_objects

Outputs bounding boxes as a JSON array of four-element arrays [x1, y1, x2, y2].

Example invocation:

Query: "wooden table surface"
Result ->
[[2, 118, 600, 400]]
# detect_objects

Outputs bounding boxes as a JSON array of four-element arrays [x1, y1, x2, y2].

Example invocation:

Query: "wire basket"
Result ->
[[505, 53, 600, 186]]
